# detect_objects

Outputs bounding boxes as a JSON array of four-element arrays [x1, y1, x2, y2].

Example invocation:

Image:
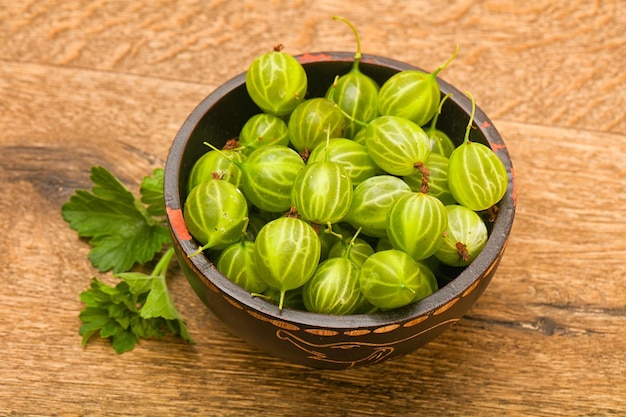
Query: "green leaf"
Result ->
[[141, 168, 166, 217], [116, 272, 154, 297], [77, 250, 193, 354], [111, 329, 140, 354], [61, 166, 170, 273]]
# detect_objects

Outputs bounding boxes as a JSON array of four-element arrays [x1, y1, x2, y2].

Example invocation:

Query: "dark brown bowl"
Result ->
[[164, 51, 516, 369]]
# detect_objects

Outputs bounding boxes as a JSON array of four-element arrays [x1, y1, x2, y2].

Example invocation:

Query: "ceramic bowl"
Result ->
[[164, 52, 516, 370]]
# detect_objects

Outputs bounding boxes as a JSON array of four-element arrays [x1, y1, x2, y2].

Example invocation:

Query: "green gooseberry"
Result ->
[[238, 113, 290, 155], [364, 115, 431, 176], [344, 175, 412, 238], [261, 286, 306, 311], [184, 179, 249, 252], [307, 138, 380, 186], [216, 240, 267, 293], [254, 217, 321, 310], [359, 249, 435, 310], [187, 149, 245, 193], [435, 204, 488, 267], [327, 236, 375, 267], [448, 92, 508, 211], [325, 16, 379, 138], [245, 46, 307, 117], [386, 192, 448, 261], [237, 145, 305, 212], [377, 45, 458, 126], [288, 97, 345, 154], [291, 160, 353, 225], [302, 256, 363, 315]]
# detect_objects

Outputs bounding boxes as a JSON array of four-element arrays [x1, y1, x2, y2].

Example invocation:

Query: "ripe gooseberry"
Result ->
[[343, 175, 412, 238], [302, 256, 363, 315], [245, 45, 307, 117], [187, 149, 245, 193], [359, 249, 435, 310], [216, 144, 305, 213], [307, 138, 380, 186], [386, 191, 448, 261], [377, 45, 459, 127], [325, 16, 379, 138], [238, 113, 290, 155], [184, 179, 249, 253], [288, 97, 345, 155], [447, 92, 508, 211], [364, 115, 431, 176], [216, 240, 268, 293], [253, 216, 321, 310], [434, 204, 488, 267]]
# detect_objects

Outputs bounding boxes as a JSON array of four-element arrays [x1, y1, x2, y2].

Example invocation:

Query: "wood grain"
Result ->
[[1, 1, 625, 416]]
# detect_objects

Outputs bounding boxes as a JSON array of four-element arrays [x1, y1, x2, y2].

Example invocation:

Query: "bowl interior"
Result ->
[[164, 51, 516, 330]]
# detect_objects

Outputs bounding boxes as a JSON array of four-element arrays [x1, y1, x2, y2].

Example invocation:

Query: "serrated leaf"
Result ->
[[140, 275, 181, 321], [61, 166, 170, 273], [140, 168, 166, 217], [116, 272, 154, 297], [79, 306, 110, 346], [111, 329, 140, 354], [100, 318, 124, 338], [86, 225, 170, 273]]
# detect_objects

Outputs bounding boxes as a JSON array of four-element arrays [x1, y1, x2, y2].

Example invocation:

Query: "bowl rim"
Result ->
[[164, 51, 516, 330]]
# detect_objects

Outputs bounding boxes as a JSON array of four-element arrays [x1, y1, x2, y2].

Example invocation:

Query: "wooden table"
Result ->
[[1, 1, 624, 415]]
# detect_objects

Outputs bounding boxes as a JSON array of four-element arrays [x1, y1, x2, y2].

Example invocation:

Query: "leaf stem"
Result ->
[[153, 247, 175, 278]]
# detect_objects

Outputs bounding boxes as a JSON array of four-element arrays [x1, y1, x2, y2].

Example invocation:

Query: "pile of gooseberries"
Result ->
[[183, 17, 508, 313]]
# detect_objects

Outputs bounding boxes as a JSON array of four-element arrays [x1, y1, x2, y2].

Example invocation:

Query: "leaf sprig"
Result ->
[[62, 166, 193, 353]]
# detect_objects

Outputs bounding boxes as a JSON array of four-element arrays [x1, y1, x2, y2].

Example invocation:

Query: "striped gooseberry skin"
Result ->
[[216, 240, 268, 293], [239, 145, 305, 212], [428, 128, 456, 158], [377, 70, 440, 127], [291, 160, 353, 225], [344, 175, 412, 238], [435, 204, 489, 267], [364, 115, 431, 176], [412, 260, 440, 302], [359, 249, 433, 310], [254, 217, 321, 309], [245, 50, 307, 117], [352, 127, 367, 146], [447, 141, 508, 211], [403, 152, 457, 206], [288, 98, 345, 153], [238, 113, 290, 155], [187, 149, 245, 193], [307, 138, 380, 186], [326, 70, 380, 138], [302, 257, 363, 315], [327, 237, 375, 267], [183, 179, 248, 250], [386, 192, 448, 261]]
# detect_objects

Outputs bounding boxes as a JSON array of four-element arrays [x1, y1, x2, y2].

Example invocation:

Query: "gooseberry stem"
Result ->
[[415, 162, 431, 194], [332, 16, 362, 69], [331, 101, 369, 128], [463, 91, 476, 144], [428, 93, 453, 134], [343, 227, 363, 260], [431, 44, 459, 79]]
